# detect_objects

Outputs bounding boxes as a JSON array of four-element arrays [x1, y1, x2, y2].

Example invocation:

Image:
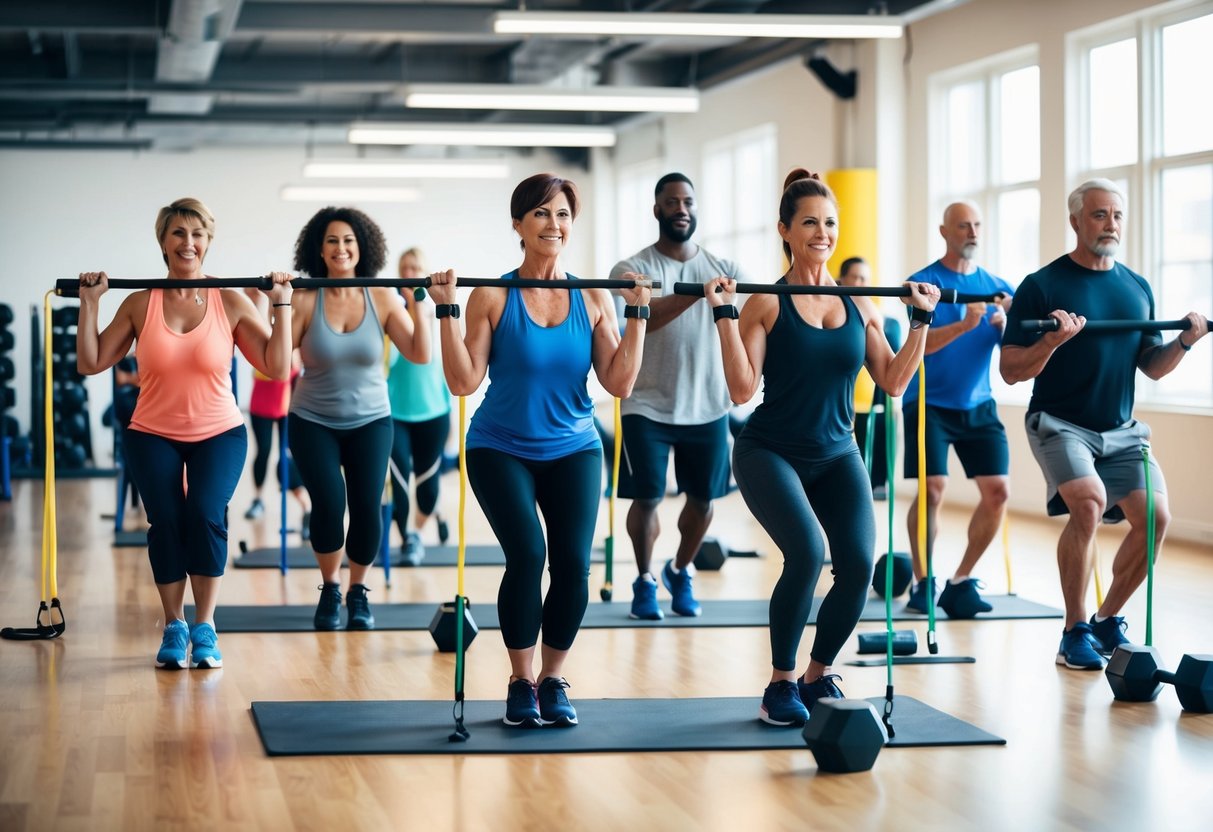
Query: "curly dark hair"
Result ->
[[292, 206, 387, 277]]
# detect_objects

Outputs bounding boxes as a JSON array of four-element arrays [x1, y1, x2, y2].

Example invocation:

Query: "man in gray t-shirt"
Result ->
[[609, 173, 743, 621]]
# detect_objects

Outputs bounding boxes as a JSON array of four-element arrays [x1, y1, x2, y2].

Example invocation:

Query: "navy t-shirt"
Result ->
[[1002, 255, 1162, 432]]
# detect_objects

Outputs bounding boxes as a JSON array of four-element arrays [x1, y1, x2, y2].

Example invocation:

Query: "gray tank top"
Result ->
[[290, 287, 390, 429]]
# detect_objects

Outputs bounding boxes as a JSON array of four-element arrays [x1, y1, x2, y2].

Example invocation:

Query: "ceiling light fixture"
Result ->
[[403, 84, 699, 113], [492, 11, 903, 39], [303, 160, 511, 179], [280, 185, 422, 203], [348, 123, 616, 148]]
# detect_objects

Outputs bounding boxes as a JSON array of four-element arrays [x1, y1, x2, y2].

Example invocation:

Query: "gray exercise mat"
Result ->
[[113, 529, 148, 547], [232, 544, 607, 569], [250, 694, 1004, 756], [194, 594, 1061, 633]]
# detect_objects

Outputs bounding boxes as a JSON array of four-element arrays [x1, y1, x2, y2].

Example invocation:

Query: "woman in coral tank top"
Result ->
[[76, 197, 294, 670]]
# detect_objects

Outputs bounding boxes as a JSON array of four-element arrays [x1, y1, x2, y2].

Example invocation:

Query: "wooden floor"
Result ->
[[1, 472, 1211, 832]]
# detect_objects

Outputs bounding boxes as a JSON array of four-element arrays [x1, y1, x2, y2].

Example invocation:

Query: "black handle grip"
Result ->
[[1019, 318, 1199, 333]]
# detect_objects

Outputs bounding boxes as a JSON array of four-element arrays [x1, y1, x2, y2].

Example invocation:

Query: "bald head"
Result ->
[[940, 201, 981, 263]]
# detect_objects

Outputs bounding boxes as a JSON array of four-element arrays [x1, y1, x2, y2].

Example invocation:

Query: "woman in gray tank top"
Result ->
[[286, 207, 431, 631]]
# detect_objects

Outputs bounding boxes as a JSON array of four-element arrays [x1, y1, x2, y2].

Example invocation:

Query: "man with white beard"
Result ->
[[1002, 179, 1208, 669], [901, 201, 1015, 619]]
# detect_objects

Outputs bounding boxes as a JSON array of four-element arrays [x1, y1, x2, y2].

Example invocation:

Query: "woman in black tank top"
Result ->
[[703, 170, 940, 727]]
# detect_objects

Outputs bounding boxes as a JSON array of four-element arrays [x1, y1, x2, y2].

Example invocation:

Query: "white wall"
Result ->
[[0, 146, 594, 466]]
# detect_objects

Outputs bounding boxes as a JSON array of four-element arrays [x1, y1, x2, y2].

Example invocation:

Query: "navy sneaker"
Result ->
[[798, 673, 845, 712], [662, 560, 701, 617], [905, 578, 937, 614], [1056, 622, 1104, 670], [629, 575, 664, 620], [345, 584, 374, 630], [760, 680, 809, 726], [314, 583, 343, 631], [503, 679, 541, 728], [402, 531, 425, 567], [436, 516, 450, 545], [188, 622, 223, 669], [1089, 615, 1131, 657], [938, 578, 994, 619], [537, 677, 578, 727], [300, 511, 311, 542], [156, 619, 189, 669]]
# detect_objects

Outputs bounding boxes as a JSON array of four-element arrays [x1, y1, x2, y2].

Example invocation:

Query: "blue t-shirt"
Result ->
[[1002, 255, 1161, 433], [904, 261, 1014, 410], [466, 271, 600, 461]]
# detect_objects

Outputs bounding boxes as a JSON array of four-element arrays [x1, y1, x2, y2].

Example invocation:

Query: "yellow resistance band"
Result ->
[[1002, 514, 1014, 596], [43, 291, 59, 603], [915, 365, 928, 576]]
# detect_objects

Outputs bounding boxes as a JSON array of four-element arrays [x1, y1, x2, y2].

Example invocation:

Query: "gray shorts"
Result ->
[[1024, 411, 1166, 524]]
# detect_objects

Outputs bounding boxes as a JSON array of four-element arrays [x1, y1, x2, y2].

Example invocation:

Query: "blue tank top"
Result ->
[[742, 287, 866, 459], [466, 271, 600, 461], [291, 287, 390, 429]]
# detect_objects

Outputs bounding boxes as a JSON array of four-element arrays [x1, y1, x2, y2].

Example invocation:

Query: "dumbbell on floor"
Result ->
[[1105, 645, 1213, 713], [871, 552, 913, 599], [801, 699, 888, 773], [429, 598, 479, 653]]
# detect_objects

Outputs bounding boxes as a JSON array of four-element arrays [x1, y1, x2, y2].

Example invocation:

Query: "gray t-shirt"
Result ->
[[610, 244, 744, 425]]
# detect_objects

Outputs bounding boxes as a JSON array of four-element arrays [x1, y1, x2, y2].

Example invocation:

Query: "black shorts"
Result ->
[[617, 414, 731, 501], [903, 399, 1008, 479]]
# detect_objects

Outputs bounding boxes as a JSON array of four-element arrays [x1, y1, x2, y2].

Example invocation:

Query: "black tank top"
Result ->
[[742, 284, 866, 459]]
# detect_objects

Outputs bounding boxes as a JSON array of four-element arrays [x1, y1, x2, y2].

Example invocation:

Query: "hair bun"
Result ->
[[783, 168, 820, 191]]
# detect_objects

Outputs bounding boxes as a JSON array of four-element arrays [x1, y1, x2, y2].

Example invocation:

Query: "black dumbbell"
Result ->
[[0, 329, 13, 351], [0, 303, 14, 324], [429, 598, 479, 653], [872, 552, 913, 598], [857, 630, 918, 655], [52, 307, 79, 328], [801, 699, 887, 773], [1105, 645, 1213, 713], [0, 357, 14, 382], [694, 537, 728, 570]]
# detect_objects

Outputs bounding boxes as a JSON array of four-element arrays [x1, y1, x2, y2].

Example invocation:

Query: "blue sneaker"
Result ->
[[760, 680, 809, 726], [346, 584, 375, 630], [537, 677, 578, 727], [937, 578, 993, 619], [629, 575, 664, 620], [1089, 615, 1131, 657], [503, 679, 541, 728], [1056, 622, 1104, 670], [402, 531, 424, 567], [905, 578, 937, 614], [798, 673, 845, 712], [156, 619, 189, 669], [314, 583, 342, 631], [662, 560, 701, 617], [189, 622, 223, 669]]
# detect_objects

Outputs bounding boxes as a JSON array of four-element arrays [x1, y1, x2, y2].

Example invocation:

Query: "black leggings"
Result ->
[[467, 447, 601, 652], [733, 435, 875, 671], [289, 414, 393, 566], [250, 414, 302, 491], [388, 413, 449, 537]]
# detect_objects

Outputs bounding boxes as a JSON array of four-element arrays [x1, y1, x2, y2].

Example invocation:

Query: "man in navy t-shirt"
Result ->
[[902, 201, 1014, 619], [1002, 178, 1209, 670]]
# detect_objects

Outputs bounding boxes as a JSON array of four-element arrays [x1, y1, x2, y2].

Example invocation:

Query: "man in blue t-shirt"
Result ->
[[902, 202, 1014, 620], [1002, 179, 1208, 671]]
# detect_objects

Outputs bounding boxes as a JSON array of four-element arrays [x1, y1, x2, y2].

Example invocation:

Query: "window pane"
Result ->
[[702, 151, 733, 239], [1088, 39, 1138, 169], [616, 161, 660, 259], [1152, 262, 1212, 406], [734, 140, 769, 224], [1161, 164, 1213, 263], [995, 187, 1039, 286], [1162, 14, 1213, 156], [998, 65, 1039, 184], [945, 81, 985, 193]]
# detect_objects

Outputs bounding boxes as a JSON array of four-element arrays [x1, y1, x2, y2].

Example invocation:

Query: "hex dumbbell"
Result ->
[[1105, 645, 1213, 713], [801, 698, 888, 773]]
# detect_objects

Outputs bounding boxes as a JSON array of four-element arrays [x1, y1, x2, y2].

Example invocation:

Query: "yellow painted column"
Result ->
[[824, 168, 879, 283]]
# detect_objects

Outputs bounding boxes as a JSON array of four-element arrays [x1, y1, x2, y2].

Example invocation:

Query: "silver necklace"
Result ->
[[194, 290, 204, 306]]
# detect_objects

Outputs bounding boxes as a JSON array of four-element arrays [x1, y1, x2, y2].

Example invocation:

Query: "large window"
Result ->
[[929, 48, 1041, 404], [614, 158, 662, 261], [1072, 5, 1213, 408], [700, 124, 779, 281]]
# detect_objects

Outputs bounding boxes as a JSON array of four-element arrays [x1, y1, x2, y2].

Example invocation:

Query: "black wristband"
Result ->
[[273, 303, 292, 308], [713, 304, 739, 322], [909, 306, 933, 329], [624, 305, 650, 320], [435, 304, 460, 319], [1178, 336, 1192, 352]]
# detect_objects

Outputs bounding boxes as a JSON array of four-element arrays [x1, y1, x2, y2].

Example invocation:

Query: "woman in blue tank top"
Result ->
[[286, 207, 431, 632], [704, 170, 940, 727], [427, 174, 650, 728]]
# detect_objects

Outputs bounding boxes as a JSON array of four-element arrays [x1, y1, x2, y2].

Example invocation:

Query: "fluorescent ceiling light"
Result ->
[[493, 11, 903, 39], [348, 123, 616, 148], [403, 84, 699, 113], [303, 160, 510, 179], [280, 185, 422, 202]]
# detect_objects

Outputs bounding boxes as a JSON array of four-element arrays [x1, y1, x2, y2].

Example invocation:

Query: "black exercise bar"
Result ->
[[672, 282, 1004, 304], [1019, 317, 1208, 333], [54, 275, 660, 297]]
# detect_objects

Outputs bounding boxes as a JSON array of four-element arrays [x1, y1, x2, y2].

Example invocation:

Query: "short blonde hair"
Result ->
[[155, 198, 216, 263]]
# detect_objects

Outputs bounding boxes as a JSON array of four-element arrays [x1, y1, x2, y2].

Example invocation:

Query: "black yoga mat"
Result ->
[[113, 529, 148, 547], [231, 544, 608, 569], [194, 594, 1061, 633], [250, 694, 1004, 756]]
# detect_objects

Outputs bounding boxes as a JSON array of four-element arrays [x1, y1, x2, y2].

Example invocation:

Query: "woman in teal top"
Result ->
[[386, 247, 452, 565]]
